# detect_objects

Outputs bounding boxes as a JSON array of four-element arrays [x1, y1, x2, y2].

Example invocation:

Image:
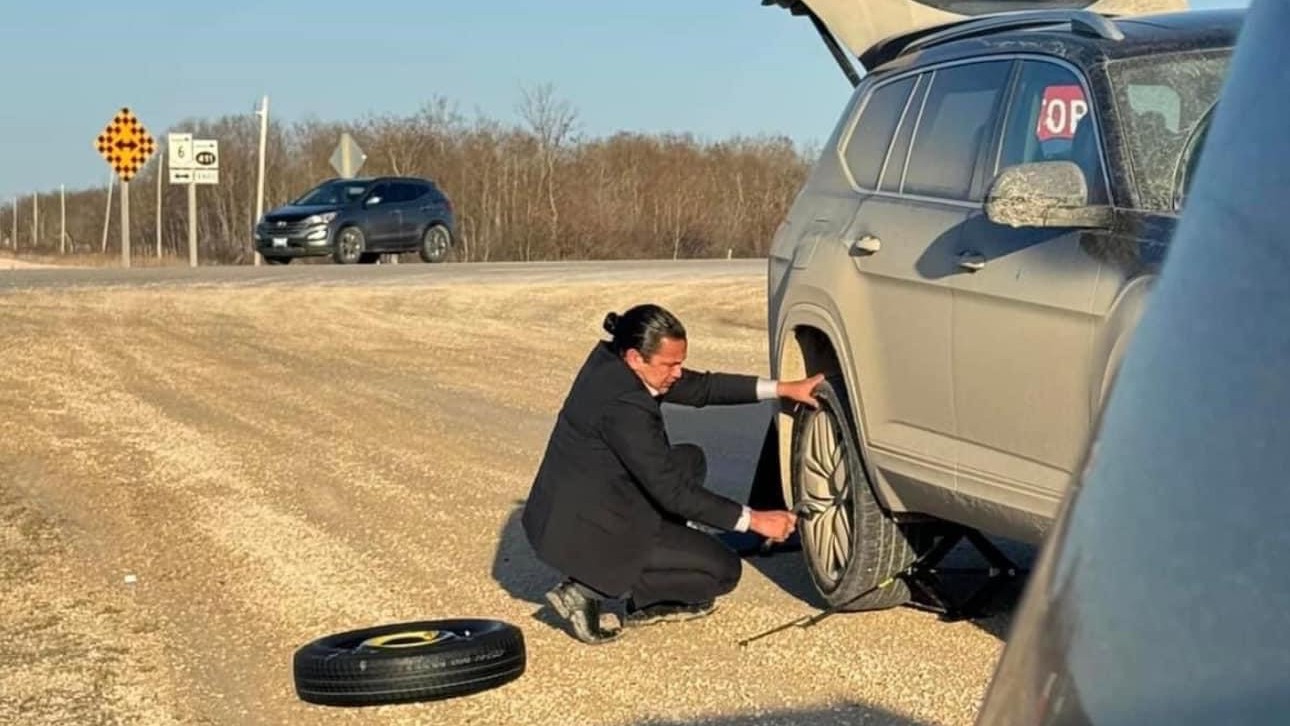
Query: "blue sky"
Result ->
[[0, 0, 1248, 200]]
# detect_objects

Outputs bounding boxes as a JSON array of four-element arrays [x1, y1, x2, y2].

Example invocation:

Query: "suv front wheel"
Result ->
[[419, 224, 452, 263], [334, 227, 366, 265], [792, 376, 929, 610]]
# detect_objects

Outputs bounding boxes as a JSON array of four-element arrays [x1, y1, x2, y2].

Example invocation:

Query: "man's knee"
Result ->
[[714, 545, 742, 597], [670, 443, 707, 483]]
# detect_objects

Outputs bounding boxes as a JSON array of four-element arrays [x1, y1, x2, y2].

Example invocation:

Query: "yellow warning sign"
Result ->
[[94, 108, 156, 182]]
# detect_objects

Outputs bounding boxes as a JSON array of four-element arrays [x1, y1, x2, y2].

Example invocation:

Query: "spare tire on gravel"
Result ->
[[293, 619, 525, 707]]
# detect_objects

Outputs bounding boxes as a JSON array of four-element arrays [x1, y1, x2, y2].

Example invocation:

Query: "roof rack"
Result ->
[[902, 10, 1123, 56], [862, 10, 1123, 70]]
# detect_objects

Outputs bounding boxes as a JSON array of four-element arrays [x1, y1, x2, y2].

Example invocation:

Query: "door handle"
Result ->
[[958, 251, 987, 271], [851, 235, 881, 256]]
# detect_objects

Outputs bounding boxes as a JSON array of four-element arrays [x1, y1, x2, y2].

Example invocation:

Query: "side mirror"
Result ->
[[364, 196, 382, 207], [985, 161, 1112, 229]]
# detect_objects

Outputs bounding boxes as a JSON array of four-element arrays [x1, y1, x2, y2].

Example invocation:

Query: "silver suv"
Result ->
[[764, 2, 1237, 610]]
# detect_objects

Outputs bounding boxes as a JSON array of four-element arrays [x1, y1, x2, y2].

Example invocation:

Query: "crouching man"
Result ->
[[522, 303, 819, 644]]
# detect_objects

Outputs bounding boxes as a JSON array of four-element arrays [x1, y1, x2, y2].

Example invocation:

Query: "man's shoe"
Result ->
[[623, 600, 718, 628], [544, 580, 621, 645]]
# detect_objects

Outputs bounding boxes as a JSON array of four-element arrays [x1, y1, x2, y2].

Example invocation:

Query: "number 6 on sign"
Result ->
[[168, 133, 193, 172]]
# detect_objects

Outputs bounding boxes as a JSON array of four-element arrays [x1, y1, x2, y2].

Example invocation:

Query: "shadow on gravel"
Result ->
[[491, 501, 580, 637], [492, 499, 553, 606], [632, 702, 932, 726]]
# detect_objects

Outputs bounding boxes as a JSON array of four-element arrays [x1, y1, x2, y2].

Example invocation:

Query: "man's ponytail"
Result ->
[[603, 304, 686, 358]]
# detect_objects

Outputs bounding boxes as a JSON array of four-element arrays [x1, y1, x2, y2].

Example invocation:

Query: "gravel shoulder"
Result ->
[[0, 267, 1014, 725]]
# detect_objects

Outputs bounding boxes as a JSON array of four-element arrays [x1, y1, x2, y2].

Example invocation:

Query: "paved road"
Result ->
[[0, 258, 768, 292]]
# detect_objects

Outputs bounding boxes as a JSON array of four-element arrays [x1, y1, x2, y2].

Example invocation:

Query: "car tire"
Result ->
[[264, 256, 292, 265], [419, 224, 453, 263], [333, 227, 365, 265], [293, 619, 525, 707], [791, 376, 929, 611]]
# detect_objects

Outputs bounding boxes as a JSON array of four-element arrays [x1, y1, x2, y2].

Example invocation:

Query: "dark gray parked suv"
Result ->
[[254, 176, 456, 265]]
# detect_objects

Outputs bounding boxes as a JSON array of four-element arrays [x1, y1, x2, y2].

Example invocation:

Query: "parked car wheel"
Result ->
[[419, 224, 452, 263], [792, 376, 929, 611], [333, 227, 365, 265], [264, 256, 292, 265]]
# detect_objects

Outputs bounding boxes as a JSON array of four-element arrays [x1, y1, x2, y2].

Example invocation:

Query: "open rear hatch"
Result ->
[[763, 0, 1188, 83]]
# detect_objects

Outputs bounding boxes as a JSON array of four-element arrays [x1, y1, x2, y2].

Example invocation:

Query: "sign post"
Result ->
[[169, 134, 219, 267], [168, 133, 196, 266], [94, 108, 156, 268]]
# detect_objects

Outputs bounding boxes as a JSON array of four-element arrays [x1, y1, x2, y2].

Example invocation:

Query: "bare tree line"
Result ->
[[0, 86, 812, 264]]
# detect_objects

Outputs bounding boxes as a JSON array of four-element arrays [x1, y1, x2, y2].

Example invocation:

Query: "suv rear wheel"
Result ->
[[792, 376, 929, 610]]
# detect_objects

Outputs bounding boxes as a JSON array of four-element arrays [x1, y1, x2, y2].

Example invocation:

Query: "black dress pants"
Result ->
[[625, 444, 743, 608]]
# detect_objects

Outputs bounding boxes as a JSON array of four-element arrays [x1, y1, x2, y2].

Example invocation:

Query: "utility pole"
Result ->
[[156, 152, 164, 258], [101, 175, 113, 254], [32, 193, 38, 249], [253, 94, 269, 266], [60, 184, 66, 254]]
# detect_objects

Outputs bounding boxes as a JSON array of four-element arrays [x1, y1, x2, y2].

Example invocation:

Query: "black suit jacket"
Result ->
[[522, 341, 760, 596]]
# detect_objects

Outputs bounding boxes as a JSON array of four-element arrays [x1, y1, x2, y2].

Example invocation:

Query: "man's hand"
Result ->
[[748, 510, 798, 542], [777, 373, 825, 408]]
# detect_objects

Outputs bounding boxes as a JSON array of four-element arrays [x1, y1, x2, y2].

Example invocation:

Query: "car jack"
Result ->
[[899, 524, 1022, 623], [735, 522, 1023, 647]]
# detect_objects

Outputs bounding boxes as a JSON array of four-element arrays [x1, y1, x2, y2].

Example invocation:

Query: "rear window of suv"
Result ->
[[1108, 49, 1232, 211], [386, 182, 428, 203], [843, 76, 916, 190]]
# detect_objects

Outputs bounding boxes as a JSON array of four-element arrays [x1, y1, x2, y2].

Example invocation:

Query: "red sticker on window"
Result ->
[[1036, 85, 1089, 141]]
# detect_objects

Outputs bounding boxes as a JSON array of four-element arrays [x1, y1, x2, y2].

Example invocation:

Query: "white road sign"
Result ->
[[168, 133, 193, 172], [169, 134, 218, 184], [192, 139, 219, 184]]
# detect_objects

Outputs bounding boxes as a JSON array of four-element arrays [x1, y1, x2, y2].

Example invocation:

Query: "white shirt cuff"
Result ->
[[756, 378, 779, 400], [734, 505, 752, 532]]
